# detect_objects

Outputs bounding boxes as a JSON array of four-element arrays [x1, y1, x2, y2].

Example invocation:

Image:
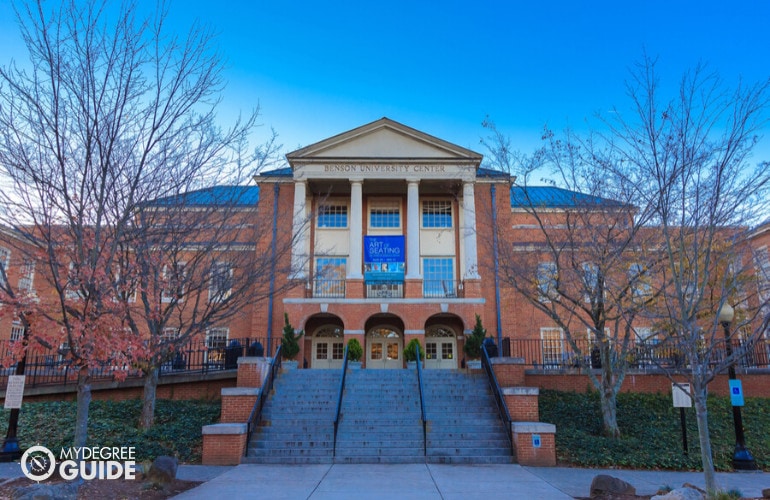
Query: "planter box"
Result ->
[[348, 361, 363, 370], [282, 360, 299, 371], [466, 360, 482, 370]]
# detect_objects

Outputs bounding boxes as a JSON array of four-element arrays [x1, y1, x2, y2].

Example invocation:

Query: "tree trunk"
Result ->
[[599, 364, 621, 438], [140, 366, 160, 429], [693, 384, 718, 493], [74, 366, 92, 449]]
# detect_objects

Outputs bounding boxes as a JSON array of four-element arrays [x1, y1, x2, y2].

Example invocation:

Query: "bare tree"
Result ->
[[482, 121, 660, 438], [604, 55, 770, 491], [0, 0, 258, 447], [116, 132, 297, 429]]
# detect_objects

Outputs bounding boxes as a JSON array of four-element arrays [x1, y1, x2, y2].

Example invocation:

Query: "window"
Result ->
[[18, 259, 35, 294], [314, 258, 346, 297], [423, 258, 454, 297], [318, 204, 348, 228], [0, 247, 9, 287], [540, 327, 564, 367], [205, 327, 229, 364], [10, 321, 24, 342], [162, 262, 187, 302], [161, 327, 180, 343], [629, 263, 651, 298], [65, 262, 83, 300], [422, 200, 452, 228], [755, 248, 770, 302], [370, 202, 400, 228], [208, 261, 232, 302], [581, 262, 600, 302], [537, 262, 558, 302]]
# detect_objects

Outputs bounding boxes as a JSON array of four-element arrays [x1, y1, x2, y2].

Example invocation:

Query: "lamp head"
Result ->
[[718, 302, 734, 323]]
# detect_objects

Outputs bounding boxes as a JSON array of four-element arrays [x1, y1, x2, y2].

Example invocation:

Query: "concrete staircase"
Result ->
[[334, 369, 424, 463], [422, 370, 513, 464], [244, 369, 338, 464], [244, 368, 512, 464]]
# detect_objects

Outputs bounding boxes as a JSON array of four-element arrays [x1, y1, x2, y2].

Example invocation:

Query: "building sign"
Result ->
[[364, 236, 405, 282], [4, 375, 26, 409], [729, 379, 745, 406], [672, 383, 692, 408]]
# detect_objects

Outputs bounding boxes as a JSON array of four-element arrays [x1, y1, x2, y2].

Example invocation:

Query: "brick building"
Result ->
[[2, 117, 769, 371]]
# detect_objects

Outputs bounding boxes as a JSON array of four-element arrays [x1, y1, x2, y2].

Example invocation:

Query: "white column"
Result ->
[[290, 180, 310, 280], [406, 179, 421, 279], [348, 179, 363, 279], [462, 181, 480, 279]]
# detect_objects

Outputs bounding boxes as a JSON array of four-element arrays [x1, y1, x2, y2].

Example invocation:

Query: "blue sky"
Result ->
[[1, 1, 770, 165]]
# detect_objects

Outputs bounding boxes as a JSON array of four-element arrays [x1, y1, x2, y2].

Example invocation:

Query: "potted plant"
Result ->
[[347, 338, 363, 369], [403, 338, 425, 369], [463, 314, 486, 369], [281, 313, 304, 369]]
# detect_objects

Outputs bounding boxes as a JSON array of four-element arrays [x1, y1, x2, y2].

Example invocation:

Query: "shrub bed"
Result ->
[[539, 390, 769, 471], [0, 399, 220, 463]]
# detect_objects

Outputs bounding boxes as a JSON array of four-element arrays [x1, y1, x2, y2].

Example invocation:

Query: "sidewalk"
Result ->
[[1, 462, 767, 499], [172, 464, 769, 499]]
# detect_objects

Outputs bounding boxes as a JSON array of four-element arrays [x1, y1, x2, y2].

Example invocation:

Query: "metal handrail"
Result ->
[[332, 345, 349, 458], [481, 343, 513, 457], [245, 345, 282, 455], [415, 346, 428, 457]]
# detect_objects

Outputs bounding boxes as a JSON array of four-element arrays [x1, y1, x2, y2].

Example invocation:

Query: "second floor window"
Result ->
[[370, 202, 400, 228], [318, 204, 348, 228], [0, 247, 9, 287], [422, 201, 452, 228], [537, 262, 558, 302], [162, 263, 187, 302], [18, 259, 35, 294], [208, 261, 233, 302]]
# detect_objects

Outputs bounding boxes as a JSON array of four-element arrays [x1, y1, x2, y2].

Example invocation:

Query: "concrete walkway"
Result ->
[[172, 464, 770, 499], [1, 462, 768, 498]]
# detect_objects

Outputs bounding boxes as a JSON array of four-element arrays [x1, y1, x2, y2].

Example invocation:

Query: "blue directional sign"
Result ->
[[532, 434, 541, 448], [729, 379, 745, 407]]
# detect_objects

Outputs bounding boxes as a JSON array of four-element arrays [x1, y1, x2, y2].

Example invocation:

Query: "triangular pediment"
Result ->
[[287, 118, 482, 162]]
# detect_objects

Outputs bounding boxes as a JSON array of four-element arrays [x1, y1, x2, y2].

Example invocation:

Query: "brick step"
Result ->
[[333, 456, 426, 464], [242, 456, 334, 465], [426, 455, 513, 465], [333, 447, 424, 457], [247, 447, 336, 457], [333, 439, 424, 449], [427, 447, 511, 457], [250, 439, 334, 449]]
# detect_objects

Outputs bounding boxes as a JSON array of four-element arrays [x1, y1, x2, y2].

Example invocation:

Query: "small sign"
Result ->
[[4, 375, 26, 409], [729, 379, 745, 407], [532, 434, 541, 448], [672, 383, 692, 408]]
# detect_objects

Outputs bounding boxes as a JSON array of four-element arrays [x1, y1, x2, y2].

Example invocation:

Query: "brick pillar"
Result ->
[[237, 357, 271, 388], [220, 388, 260, 423], [511, 422, 556, 467], [491, 357, 526, 386], [502, 387, 539, 422], [201, 423, 248, 465]]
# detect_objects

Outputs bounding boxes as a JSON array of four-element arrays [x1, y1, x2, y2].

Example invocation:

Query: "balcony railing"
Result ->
[[365, 281, 404, 299], [313, 279, 346, 298], [423, 279, 458, 298]]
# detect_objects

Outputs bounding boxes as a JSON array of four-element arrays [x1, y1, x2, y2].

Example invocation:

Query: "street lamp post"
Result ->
[[717, 303, 758, 471]]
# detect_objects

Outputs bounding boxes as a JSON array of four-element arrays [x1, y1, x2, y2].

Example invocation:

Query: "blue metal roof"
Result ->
[[259, 167, 293, 177], [476, 167, 510, 178], [149, 185, 260, 207], [510, 186, 622, 208]]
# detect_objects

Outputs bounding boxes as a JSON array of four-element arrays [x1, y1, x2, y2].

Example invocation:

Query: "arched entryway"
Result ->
[[365, 314, 404, 369], [424, 314, 464, 369], [306, 314, 345, 369]]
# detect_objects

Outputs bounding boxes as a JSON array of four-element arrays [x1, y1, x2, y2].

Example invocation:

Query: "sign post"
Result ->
[[672, 383, 691, 456]]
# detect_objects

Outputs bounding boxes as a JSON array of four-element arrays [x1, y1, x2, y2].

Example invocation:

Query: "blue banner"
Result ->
[[364, 236, 404, 263], [364, 236, 405, 281]]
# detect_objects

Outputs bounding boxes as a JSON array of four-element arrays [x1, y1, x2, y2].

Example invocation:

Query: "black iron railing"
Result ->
[[422, 280, 458, 298], [481, 343, 513, 458], [364, 281, 404, 299], [332, 345, 349, 458], [501, 338, 770, 371], [245, 344, 282, 454], [415, 346, 427, 457], [313, 279, 346, 298], [0, 336, 270, 392]]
